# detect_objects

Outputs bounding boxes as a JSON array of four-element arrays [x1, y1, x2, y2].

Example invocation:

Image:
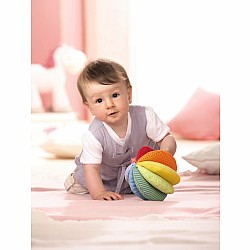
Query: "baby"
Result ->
[[64, 58, 177, 201]]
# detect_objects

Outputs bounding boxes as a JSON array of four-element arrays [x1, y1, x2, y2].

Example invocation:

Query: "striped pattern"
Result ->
[[138, 166, 174, 194], [137, 150, 177, 171], [133, 166, 167, 201], [137, 161, 180, 185], [128, 164, 146, 200]]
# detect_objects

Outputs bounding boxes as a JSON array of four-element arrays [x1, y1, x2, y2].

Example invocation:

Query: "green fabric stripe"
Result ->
[[138, 166, 174, 194], [133, 166, 167, 201]]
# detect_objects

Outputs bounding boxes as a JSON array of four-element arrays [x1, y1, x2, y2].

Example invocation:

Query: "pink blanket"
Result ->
[[31, 146, 220, 250], [32, 170, 219, 221], [32, 167, 220, 249]]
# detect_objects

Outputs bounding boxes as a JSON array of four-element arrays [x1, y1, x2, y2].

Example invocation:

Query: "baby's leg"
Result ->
[[64, 173, 88, 195]]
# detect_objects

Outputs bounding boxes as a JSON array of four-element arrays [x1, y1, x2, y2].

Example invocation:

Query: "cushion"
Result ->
[[182, 143, 220, 175], [137, 161, 180, 185], [40, 123, 88, 158], [138, 166, 174, 194], [133, 166, 167, 201], [167, 88, 220, 140]]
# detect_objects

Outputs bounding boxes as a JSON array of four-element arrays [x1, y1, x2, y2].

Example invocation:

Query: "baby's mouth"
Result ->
[[109, 111, 117, 116]]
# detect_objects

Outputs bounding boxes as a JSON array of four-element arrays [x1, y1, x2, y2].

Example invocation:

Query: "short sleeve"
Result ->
[[145, 106, 170, 142], [80, 130, 103, 164]]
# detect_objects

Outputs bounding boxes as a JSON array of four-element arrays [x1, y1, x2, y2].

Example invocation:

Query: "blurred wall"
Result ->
[[83, 0, 130, 72], [31, 0, 130, 120], [31, 0, 61, 64], [31, 0, 87, 119]]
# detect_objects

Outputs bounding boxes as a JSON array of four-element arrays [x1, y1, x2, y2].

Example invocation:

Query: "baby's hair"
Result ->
[[77, 58, 132, 104]]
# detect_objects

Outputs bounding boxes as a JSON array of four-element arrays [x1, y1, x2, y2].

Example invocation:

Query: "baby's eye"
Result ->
[[96, 98, 103, 103], [112, 93, 120, 98]]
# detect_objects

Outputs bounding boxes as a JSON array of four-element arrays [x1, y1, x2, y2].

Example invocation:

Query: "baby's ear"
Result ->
[[83, 102, 89, 109], [127, 86, 132, 103]]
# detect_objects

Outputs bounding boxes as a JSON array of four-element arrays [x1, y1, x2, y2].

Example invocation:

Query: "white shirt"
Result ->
[[80, 106, 169, 164]]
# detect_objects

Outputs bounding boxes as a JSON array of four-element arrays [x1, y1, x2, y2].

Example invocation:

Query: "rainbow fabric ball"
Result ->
[[125, 146, 180, 201]]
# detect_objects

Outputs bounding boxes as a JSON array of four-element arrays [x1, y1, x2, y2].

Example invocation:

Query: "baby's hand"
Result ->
[[94, 191, 124, 201]]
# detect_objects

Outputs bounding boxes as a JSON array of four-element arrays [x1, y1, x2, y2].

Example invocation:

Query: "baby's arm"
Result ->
[[84, 164, 124, 201], [158, 132, 177, 156]]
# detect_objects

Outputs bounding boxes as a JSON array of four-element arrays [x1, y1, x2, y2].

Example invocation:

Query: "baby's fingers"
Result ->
[[103, 192, 124, 201]]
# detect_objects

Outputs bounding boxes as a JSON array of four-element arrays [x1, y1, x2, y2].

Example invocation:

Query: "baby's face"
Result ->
[[84, 82, 132, 127]]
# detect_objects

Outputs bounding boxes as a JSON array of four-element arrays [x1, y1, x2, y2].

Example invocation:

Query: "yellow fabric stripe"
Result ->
[[137, 161, 180, 185]]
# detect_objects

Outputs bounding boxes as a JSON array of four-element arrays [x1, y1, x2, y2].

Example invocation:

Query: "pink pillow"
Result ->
[[167, 88, 220, 140]]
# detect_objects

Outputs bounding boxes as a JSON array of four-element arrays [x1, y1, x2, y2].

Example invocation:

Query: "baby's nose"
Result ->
[[106, 99, 115, 108]]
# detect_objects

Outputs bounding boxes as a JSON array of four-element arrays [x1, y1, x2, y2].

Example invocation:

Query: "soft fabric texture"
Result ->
[[137, 149, 177, 171], [73, 105, 161, 194], [128, 163, 146, 200], [124, 163, 133, 182], [127, 146, 178, 200], [79, 105, 166, 165], [40, 122, 88, 158], [137, 161, 180, 185], [32, 210, 220, 250], [31, 116, 220, 249], [135, 146, 154, 161], [138, 166, 174, 194], [167, 88, 220, 140], [182, 143, 220, 175], [133, 166, 168, 201]]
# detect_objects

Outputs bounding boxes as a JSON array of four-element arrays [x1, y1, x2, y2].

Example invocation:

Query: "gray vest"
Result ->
[[73, 105, 159, 194]]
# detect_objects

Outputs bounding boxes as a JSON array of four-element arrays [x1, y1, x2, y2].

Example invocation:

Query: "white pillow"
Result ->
[[40, 123, 88, 158], [182, 143, 220, 175]]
